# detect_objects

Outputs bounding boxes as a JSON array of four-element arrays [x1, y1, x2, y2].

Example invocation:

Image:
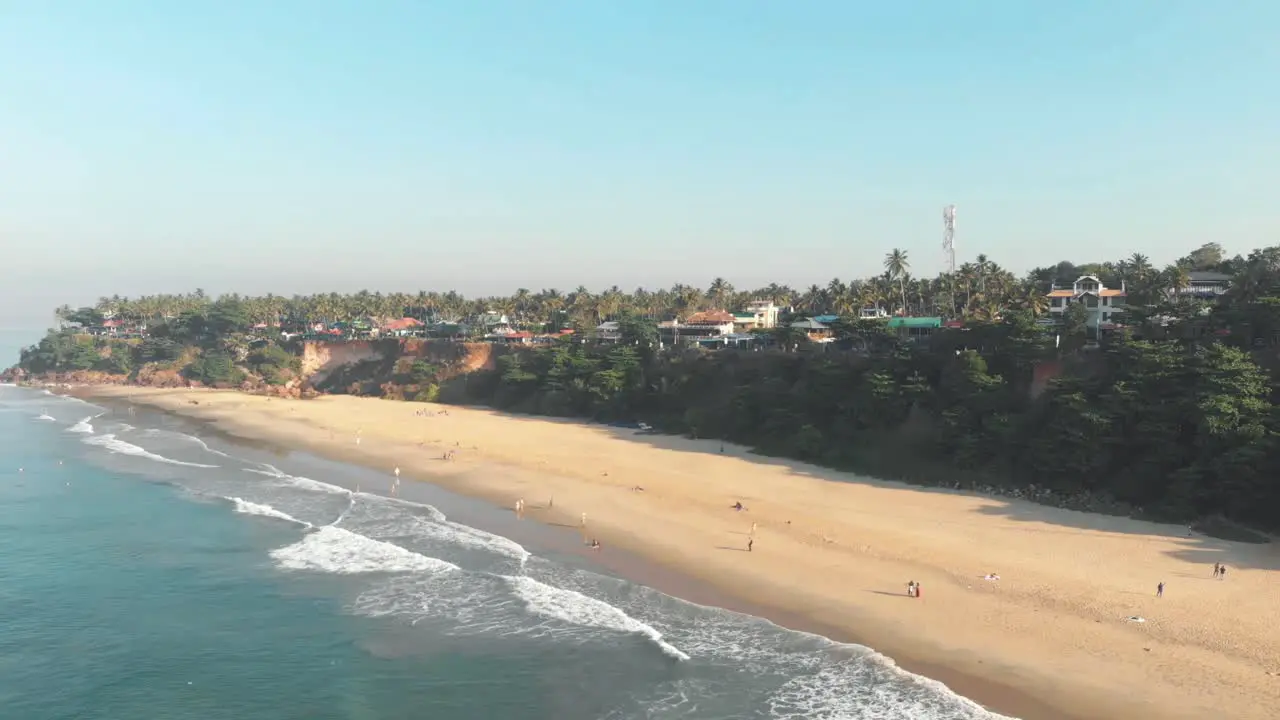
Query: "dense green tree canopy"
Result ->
[[14, 242, 1280, 532]]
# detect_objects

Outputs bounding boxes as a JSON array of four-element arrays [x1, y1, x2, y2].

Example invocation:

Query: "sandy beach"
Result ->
[[77, 386, 1280, 720]]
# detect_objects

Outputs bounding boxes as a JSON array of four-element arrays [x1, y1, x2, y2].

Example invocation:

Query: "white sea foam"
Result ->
[[36, 414, 55, 422], [246, 465, 352, 495], [117, 423, 135, 432], [437, 520, 530, 564], [67, 415, 95, 434], [343, 496, 523, 561], [227, 497, 312, 527], [506, 575, 689, 661], [82, 434, 218, 468], [154, 430, 237, 459], [270, 526, 459, 575], [523, 560, 1011, 719]]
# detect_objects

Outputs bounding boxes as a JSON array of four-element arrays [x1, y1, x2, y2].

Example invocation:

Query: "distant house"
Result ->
[[1170, 271, 1231, 300], [382, 317, 424, 337], [858, 307, 890, 320], [93, 318, 146, 337], [731, 300, 782, 333], [595, 321, 621, 342], [476, 311, 513, 335], [790, 317, 834, 341], [656, 311, 735, 345], [887, 316, 943, 342], [1046, 275, 1126, 335], [683, 310, 736, 336]]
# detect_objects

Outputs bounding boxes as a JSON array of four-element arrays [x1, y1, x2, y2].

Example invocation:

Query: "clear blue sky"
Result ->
[[2, 1, 1278, 329]]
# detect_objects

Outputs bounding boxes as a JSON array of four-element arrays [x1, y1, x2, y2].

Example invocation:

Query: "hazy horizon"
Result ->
[[4, 2, 1277, 327]]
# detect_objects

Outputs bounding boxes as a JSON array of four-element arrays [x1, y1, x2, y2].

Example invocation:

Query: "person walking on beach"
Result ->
[[1213, 563, 1220, 578], [1156, 581, 1165, 598], [1219, 565, 1227, 580]]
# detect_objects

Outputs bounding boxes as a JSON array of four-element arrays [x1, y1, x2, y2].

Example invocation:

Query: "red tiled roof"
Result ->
[[1099, 289, 1126, 297], [685, 310, 734, 324], [383, 317, 424, 331], [507, 332, 534, 339]]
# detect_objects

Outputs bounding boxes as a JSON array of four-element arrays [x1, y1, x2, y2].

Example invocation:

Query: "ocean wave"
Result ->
[[226, 497, 312, 528], [36, 414, 55, 422], [67, 415, 96, 434], [147, 429, 238, 459], [506, 575, 689, 661], [270, 526, 460, 575], [523, 561, 1012, 719], [246, 465, 353, 496], [82, 434, 219, 468], [341, 496, 522, 562]]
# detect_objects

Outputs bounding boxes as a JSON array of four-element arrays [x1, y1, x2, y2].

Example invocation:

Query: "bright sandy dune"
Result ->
[[81, 386, 1280, 720]]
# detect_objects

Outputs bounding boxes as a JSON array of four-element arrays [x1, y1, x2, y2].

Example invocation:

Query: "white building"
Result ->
[[1169, 271, 1231, 300], [1046, 275, 1126, 332], [732, 300, 782, 332], [595, 321, 621, 342]]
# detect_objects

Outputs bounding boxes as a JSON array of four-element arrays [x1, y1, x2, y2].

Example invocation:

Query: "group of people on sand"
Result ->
[[907, 581, 922, 598], [414, 409, 447, 417]]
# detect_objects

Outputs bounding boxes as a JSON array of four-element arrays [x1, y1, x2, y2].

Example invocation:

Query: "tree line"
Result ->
[[13, 241, 1280, 532], [52, 242, 1238, 329]]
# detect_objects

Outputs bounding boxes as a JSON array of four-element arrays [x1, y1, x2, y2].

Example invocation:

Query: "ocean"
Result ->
[[0, 365, 1014, 718]]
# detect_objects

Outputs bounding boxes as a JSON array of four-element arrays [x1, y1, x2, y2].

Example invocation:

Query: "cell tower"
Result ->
[[942, 204, 957, 275]]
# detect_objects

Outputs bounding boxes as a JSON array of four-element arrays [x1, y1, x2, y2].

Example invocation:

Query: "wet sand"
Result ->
[[76, 386, 1280, 720]]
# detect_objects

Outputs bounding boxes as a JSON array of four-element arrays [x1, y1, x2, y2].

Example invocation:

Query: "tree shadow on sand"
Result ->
[[590, 424, 1279, 571]]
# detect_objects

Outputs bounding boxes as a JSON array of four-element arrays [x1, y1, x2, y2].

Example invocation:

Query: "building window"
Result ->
[[1052, 297, 1063, 308]]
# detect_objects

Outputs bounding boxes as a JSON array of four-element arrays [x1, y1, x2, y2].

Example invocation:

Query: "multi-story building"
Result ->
[[1169, 271, 1231, 300], [732, 300, 783, 333], [1045, 275, 1126, 333]]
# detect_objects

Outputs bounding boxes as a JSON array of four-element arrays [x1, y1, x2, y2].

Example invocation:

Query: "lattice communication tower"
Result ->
[[942, 204, 957, 275]]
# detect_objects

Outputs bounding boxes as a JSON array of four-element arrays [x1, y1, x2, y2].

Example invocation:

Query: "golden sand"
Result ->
[[81, 387, 1280, 720]]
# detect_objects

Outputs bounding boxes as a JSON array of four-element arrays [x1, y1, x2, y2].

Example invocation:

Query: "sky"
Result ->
[[2, 1, 1279, 330]]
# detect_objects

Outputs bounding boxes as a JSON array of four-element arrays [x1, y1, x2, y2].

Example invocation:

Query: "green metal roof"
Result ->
[[887, 317, 943, 329], [732, 312, 755, 319]]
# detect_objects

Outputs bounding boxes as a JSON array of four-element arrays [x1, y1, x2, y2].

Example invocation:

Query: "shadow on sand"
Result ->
[[578, 422, 1280, 572]]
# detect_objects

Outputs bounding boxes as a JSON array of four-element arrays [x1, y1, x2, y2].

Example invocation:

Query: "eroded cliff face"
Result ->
[[301, 341, 387, 385], [300, 339, 504, 388]]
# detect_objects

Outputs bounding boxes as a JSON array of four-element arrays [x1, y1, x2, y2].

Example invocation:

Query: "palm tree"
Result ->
[[884, 249, 909, 314], [706, 278, 734, 310]]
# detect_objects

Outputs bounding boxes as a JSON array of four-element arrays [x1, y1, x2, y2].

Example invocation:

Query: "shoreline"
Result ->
[[70, 385, 1280, 720]]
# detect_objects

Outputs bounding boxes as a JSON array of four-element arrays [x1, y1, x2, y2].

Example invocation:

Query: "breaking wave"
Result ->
[[82, 434, 218, 468]]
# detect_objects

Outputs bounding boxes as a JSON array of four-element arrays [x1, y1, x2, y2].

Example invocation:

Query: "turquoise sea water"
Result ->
[[0, 336, 1014, 719]]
